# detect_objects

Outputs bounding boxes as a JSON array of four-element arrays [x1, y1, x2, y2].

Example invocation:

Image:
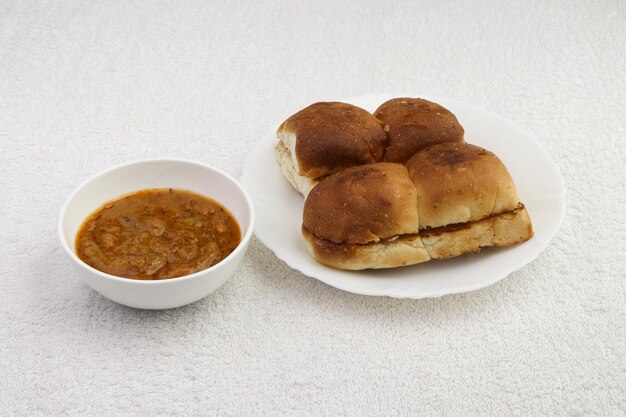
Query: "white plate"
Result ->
[[241, 94, 565, 298]]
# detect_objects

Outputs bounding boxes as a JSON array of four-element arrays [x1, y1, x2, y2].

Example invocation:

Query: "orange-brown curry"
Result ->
[[75, 188, 241, 280]]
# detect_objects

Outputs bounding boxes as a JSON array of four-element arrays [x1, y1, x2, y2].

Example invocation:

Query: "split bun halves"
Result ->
[[276, 97, 533, 270]]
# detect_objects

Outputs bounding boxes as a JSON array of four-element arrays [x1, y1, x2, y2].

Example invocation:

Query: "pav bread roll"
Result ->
[[302, 206, 532, 270], [275, 102, 388, 196], [303, 163, 420, 245], [374, 98, 465, 163], [405, 142, 519, 228], [302, 143, 533, 270]]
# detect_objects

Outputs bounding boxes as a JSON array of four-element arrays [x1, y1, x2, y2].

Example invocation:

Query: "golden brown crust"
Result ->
[[276, 97, 533, 270], [278, 102, 388, 178], [302, 163, 420, 244], [405, 142, 520, 229], [302, 206, 533, 270], [374, 98, 465, 163]]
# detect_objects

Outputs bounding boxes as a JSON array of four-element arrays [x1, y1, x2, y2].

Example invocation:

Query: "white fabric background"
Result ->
[[1, 1, 624, 416]]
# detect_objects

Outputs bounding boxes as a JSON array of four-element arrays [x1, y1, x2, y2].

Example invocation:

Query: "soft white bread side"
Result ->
[[274, 140, 317, 197], [276, 102, 388, 196]]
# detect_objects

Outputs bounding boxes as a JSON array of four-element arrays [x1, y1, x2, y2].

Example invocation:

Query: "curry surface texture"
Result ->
[[75, 188, 241, 280]]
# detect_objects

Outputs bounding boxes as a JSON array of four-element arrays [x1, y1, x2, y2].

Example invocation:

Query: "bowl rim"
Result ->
[[58, 157, 255, 285]]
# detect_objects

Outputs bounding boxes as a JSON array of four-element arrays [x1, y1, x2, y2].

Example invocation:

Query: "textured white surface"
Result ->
[[1, 1, 624, 416]]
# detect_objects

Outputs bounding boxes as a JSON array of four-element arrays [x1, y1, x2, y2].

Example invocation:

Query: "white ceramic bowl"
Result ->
[[59, 159, 255, 309]]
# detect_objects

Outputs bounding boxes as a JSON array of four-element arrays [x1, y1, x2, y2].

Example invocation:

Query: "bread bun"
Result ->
[[374, 98, 464, 163], [301, 143, 533, 270], [302, 163, 419, 244], [274, 97, 533, 270], [276, 102, 388, 182], [405, 142, 519, 228], [302, 205, 532, 270]]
